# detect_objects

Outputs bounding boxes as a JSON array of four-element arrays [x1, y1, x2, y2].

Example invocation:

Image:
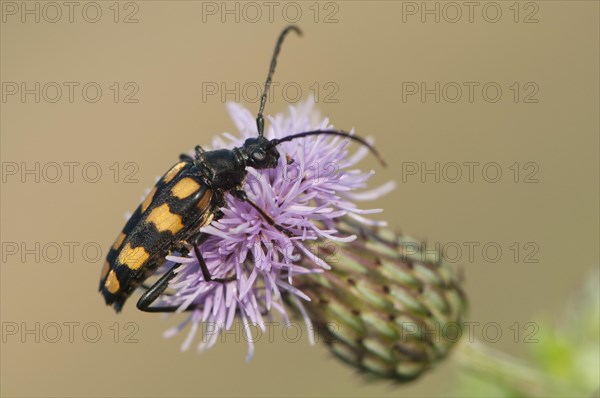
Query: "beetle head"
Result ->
[[241, 136, 281, 169]]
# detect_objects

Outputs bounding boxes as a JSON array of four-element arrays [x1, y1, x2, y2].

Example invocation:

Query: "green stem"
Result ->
[[453, 339, 564, 397]]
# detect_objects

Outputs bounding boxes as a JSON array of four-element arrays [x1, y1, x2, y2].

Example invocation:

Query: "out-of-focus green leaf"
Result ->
[[453, 269, 600, 397]]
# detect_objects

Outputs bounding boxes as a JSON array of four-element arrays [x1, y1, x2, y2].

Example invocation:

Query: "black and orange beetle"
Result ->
[[99, 26, 384, 313]]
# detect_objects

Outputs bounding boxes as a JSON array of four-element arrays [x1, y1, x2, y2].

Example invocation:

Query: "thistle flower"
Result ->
[[152, 99, 395, 359]]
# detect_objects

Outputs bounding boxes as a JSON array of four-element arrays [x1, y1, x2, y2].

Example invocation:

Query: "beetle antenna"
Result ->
[[256, 25, 303, 137], [270, 130, 387, 167]]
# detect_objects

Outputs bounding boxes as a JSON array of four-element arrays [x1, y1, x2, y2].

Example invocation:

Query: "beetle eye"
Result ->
[[252, 149, 266, 162]]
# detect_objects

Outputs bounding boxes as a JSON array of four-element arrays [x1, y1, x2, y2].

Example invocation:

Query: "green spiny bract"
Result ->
[[296, 218, 468, 381]]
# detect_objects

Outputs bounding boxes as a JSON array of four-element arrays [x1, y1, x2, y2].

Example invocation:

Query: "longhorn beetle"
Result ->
[[99, 26, 385, 313]]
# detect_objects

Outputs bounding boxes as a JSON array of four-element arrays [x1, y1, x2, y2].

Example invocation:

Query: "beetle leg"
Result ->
[[190, 232, 236, 283], [136, 262, 185, 312], [232, 189, 294, 237], [179, 145, 205, 162], [137, 219, 235, 313], [141, 281, 165, 292], [137, 273, 203, 313], [195, 145, 205, 159], [137, 242, 193, 312]]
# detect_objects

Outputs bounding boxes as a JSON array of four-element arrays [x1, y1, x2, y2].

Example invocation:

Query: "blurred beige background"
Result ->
[[1, 1, 598, 397]]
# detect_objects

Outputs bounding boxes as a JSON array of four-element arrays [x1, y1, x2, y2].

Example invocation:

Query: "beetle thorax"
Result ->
[[198, 148, 247, 191]]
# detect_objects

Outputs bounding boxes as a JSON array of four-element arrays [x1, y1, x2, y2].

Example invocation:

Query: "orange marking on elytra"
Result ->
[[118, 243, 150, 271], [196, 189, 212, 211], [171, 178, 200, 199], [146, 203, 184, 234], [105, 270, 120, 294], [163, 162, 186, 184]]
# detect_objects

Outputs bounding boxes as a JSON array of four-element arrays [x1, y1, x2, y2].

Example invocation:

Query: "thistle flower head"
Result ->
[[296, 218, 468, 381], [154, 99, 394, 358]]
